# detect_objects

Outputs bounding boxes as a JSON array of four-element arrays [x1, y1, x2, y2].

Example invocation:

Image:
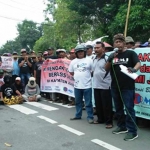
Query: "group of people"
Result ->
[[1, 33, 148, 141]]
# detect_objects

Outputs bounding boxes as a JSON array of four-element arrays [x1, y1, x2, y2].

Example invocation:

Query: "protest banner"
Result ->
[[134, 48, 150, 119], [0, 56, 13, 70], [41, 59, 74, 97]]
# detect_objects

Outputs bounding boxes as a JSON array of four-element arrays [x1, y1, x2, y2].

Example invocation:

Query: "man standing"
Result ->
[[69, 44, 94, 123], [18, 49, 32, 88], [34, 54, 44, 90], [46, 47, 57, 59], [93, 41, 113, 128], [86, 45, 95, 59], [105, 34, 141, 141], [12, 51, 20, 83]]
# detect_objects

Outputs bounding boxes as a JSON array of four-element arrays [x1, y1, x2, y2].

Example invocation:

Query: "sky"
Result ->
[[0, 0, 50, 47]]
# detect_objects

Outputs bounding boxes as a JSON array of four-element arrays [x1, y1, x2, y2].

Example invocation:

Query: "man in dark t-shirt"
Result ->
[[18, 49, 32, 88], [34, 54, 44, 88], [105, 34, 141, 141]]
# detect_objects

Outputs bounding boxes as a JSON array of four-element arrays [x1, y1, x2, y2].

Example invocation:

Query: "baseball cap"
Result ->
[[58, 49, 66, 53], [13, 51, 18, 55], [43, 51, 48, 55], [47, 47, 54, 50], [15, 77, 21, 81], [21, 49, 26, 53], [125, 36, 134, 43], [70, 49, 75, 53]]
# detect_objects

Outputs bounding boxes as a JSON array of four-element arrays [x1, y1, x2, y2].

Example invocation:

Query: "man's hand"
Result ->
[[128, 67, 137, 73], [107, 52, 118, 63]]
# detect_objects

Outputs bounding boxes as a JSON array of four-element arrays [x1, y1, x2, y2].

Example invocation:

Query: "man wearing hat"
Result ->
[[125, 36, 135, 50], [12, 51, 20, 83], [69, 49, 76, 60], [105, 34, 141, 141], [18, 49, 32, 88], [86, 45, 95, 59]]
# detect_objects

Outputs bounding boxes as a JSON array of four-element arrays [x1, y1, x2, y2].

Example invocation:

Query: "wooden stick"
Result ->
[[124, 0, 132, 37]]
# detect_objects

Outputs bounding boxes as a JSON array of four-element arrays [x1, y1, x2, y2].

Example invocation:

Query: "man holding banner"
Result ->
[[69, 44, 94, 124]]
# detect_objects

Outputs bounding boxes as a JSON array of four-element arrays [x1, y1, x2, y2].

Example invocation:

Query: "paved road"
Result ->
[[0, 99, 150, 150]]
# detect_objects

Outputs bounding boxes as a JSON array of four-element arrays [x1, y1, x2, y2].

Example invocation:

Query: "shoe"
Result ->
[[70, 117, 81, 120], [88, 119, 94, 124], [124, 133, 138, 141], [112, 127, 128, 134]]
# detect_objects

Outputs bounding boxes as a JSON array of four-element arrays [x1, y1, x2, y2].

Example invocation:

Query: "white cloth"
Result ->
[[69, 58, 93, 89], [86, 54, 95, 60]]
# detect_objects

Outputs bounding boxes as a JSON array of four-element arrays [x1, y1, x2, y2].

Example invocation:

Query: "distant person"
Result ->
[[12, 51, 20, 83], [125, 36, 135, 49], [86, 45, 95, 59], [46, 47, 57, 59], [22, 77, 41, 102], [18, 49, 32, 88]]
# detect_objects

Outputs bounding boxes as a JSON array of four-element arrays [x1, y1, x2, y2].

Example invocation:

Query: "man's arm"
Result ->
[[27, 58, 32, 67], [0, 92, 3, 100]]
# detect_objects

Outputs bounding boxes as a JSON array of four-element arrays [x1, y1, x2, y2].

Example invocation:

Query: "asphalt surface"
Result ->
[[0, 99, 150, 150]]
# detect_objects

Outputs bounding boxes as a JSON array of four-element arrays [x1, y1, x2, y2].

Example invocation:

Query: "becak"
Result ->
[[22, 77, 41, 102]]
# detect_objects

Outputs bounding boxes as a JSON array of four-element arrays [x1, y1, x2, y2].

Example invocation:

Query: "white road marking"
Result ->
[[37, 115, 57, 124], [26, 102, 59, 111], [8, 105, 38, 115], [46, 100, 75, 108], [58, 124, 85, 136], [91, 139, 122, 150]]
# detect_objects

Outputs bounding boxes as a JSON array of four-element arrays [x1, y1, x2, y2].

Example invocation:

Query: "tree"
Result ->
[[17, 20, 42, 51], [0, 39, 22, 55]]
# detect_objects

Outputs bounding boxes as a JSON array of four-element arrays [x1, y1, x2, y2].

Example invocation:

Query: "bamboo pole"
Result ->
[[124, 0, 132, 37]]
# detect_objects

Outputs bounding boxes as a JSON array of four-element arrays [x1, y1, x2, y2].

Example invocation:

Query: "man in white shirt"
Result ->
[[69, 44, 94, 124], [86, 45, 95, 59]]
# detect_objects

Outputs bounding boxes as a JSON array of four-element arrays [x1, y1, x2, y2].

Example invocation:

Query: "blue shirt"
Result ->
[[12, 60, 20, 76]]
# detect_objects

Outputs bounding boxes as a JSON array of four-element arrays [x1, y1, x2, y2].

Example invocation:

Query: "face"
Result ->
[[86, 48, 93, 56], [114, 39, 125, 51], [21, 51, 27, 56], [76, 51, 85, 58], [94, 44, 104, 55], [126, 42, 134, 49], [38, 56, 42, 61], [16, 80, 21, 85], [48, 49, 53, 55], [59, 51, 66, 58], [69, 52, 76, 59]]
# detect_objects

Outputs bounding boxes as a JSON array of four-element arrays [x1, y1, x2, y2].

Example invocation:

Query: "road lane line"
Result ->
[[37, 115, 57, 124], [46, 100, 75, 108], [26, 102, 59, 111], [58, 124, 85, 136], [8, 105, 38, 115], [91, 139, 122, 150]]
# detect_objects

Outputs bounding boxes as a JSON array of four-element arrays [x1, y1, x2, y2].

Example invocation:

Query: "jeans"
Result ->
[[20, 73, 31, 88], [111, 88, 137, 134], [74, 88, 93, 120]]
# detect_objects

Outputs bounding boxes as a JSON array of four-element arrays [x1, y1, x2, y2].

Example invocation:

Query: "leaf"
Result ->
[[4, 142, 12, 147]]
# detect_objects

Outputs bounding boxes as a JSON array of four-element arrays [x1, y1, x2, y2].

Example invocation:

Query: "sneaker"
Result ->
[[88, 119, 94, 124], [112, 127, 128, 134], [124, 133, 138, 141]]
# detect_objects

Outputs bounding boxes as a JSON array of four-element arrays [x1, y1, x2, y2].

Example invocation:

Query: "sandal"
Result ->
[[105, 124, 113, 129]]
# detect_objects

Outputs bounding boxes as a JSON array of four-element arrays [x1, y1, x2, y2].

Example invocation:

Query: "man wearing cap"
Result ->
[[105, 34, 141, 141], [18, 49, 32, 88], [69, 44, 94, 124], [12, 77, 24, 96], [69, 49, 76, 60], [86, 45, 95, 59], [12, 51, 20, 83], [125, 36, 135, 50]]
